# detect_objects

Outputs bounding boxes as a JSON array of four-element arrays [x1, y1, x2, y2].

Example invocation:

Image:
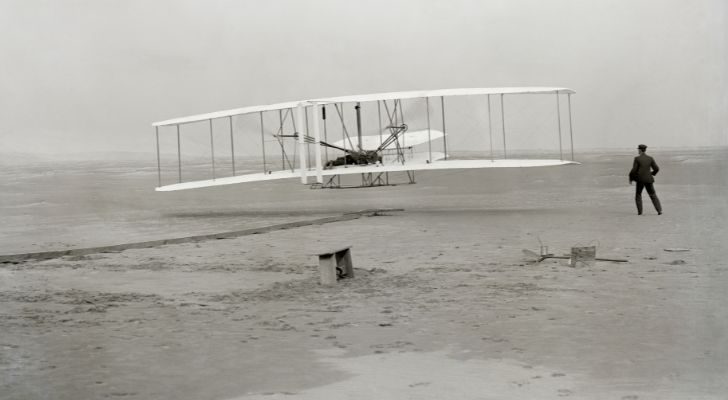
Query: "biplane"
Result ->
[[152, 87, 578, 191]]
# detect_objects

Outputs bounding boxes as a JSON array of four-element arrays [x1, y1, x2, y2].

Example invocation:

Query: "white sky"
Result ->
[[0, 0, 725, 156]]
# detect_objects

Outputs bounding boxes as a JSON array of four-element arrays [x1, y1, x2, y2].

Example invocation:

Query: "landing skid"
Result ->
[[310, 171, 416, 189]]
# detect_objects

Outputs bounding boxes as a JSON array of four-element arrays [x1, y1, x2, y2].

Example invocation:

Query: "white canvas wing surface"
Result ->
[[152, 87, 574, 127], [156, 159, 578, 192], [309, 87, 576, 107]]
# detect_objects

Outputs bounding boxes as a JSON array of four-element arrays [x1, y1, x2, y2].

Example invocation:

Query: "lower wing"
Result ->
[[155, 158, 578, 192]]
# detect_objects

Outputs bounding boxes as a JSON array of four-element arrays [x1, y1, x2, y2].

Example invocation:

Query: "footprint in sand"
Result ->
[[557, 388, 573, 396], [260, 391, 296, 396]]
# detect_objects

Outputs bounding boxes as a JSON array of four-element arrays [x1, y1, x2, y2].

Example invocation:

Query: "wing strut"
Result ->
[[155, 126, 161, 187], [568, 94, 575, 161], [278, 110, 285, 170], [425, 97, 432, 162], [355, 102, 363, 151], [229, 116, 236, 176], [311, 104, 323, 183], [377, 101, 383, 149], [176, 125, 182, 182], [487, 95, 494, 161], [290, 108, 299, 171], [208, 119, 216, 180], [259, 112, 267, 173], [556, 91, 563, 161], [305, 107, 311, 171], [500, 94, 507, 159], [296, 104, 307, 184], [322, 106, 329, 164], [441, 97, 448, 160]]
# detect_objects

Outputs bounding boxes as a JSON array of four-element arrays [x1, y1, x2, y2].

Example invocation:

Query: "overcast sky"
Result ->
[[0, 0, 725, 156]]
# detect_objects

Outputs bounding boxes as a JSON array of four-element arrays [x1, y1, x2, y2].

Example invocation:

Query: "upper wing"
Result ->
[[309, 87, 576, 106], [152, 100, 302, 127], [152, 87, 575, 127]]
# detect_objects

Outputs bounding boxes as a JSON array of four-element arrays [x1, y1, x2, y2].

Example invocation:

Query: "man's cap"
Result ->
[[637, 144, 647, 150]]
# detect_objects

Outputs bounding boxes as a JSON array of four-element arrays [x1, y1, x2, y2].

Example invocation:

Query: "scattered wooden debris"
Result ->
[[569, 246, 596, 268], [522, 247, 627, 264]]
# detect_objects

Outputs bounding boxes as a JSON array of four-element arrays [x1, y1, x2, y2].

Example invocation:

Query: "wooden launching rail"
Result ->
[[0, 209, 403, 264]]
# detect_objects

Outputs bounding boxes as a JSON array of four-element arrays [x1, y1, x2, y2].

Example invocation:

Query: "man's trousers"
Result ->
[[635, 182, 662, 215]]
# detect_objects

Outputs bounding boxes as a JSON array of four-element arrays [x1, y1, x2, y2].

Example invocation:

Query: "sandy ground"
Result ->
[[1, 151, 727, 399]]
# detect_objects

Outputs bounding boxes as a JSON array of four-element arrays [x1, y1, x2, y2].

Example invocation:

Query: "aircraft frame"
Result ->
[[152, 87, 578, 191]]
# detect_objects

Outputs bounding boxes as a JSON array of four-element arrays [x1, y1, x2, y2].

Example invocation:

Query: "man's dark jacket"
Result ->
[[629, 154, 659, 183]]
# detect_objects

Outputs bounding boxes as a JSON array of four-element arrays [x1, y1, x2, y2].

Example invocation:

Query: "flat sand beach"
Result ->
[[1, 149, 727, 399]]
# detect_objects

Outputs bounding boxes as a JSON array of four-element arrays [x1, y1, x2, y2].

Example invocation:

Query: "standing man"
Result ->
[[629, 144, 662, 215]]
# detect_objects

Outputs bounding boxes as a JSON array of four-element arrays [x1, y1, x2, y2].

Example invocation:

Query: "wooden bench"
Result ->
[[316, 246, 354, 286]]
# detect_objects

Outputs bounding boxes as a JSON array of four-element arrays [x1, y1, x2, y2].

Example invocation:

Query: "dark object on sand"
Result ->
[[522, 248, 627, 264]]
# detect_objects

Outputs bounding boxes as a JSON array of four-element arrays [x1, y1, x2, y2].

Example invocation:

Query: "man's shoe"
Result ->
[[658, 211, 662, 215]]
